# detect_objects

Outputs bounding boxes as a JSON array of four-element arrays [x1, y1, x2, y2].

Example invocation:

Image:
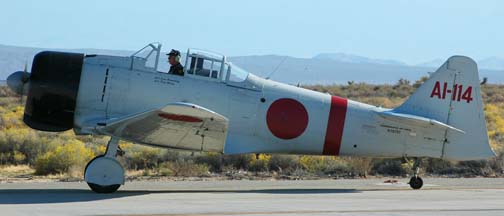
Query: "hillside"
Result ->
[[2, 44, 504, 84]]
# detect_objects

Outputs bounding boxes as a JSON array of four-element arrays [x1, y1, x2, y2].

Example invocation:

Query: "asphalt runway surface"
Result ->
[[0, 178, 503, 216]]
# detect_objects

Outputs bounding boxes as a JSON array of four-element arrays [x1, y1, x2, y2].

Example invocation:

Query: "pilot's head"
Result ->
[[167, 49, 181, 66]]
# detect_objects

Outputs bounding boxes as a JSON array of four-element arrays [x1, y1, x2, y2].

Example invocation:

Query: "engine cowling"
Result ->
[[23, 51, 84, 132]]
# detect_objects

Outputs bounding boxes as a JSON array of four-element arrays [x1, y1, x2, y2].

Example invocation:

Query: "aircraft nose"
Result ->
[[7, 71, 30, 95]]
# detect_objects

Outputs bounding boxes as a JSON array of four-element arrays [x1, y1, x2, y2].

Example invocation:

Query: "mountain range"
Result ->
[[1, 44, 503, 84]]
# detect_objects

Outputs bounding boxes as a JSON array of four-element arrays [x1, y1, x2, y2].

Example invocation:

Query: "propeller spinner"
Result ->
[[7, 63, 30, 95]]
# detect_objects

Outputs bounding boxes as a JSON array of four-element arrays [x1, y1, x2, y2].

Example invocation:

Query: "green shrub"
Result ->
[[323, 158, 351, 176], [195, 152, 223, 172], [157, 165, 173, 176], [424, 158, 455, 174], [0, 152, 10, 165], [457, 160, 494, 176], [123, 145, 162, 170], [222, 154, 253, 170], [268, 155, 299, 173], [34, 139, 94, 175], [299, 156, 328, 175], [12, 151, 26, 164], [371, 159, 408, 176], [248, 154, 270, 172]]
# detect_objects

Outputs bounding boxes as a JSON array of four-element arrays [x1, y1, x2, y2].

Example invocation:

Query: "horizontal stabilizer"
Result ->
[[377, 111, 465, 134]]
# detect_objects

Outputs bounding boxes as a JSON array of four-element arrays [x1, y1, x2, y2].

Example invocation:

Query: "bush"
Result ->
[[161, 160, 209, 177], [489, 150, 504, 174], [34, 139, 94, 175], [12, 151, 26, 164], [0, 152, 10, 165], [345, 157, 372, 177], [248, 154, 270, 172], [222, 154, 253, 170], [422, 158, 456, 175], [123, 144, 162, 170], [371, 159, 408, 176], [157, 165, 173, 176], [457, 160, 494, 176], [299, 156, 327, 175], [195, 152, 223, 172], [323, 157, 351, 176], [268, 155, 299, 173], [297, 156, 353, 176]]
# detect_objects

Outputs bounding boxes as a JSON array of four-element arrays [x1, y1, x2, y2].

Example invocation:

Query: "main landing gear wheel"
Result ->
[[84, 137, 125, 193]]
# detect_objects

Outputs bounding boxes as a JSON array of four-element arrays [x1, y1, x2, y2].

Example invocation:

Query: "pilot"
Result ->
[[167, 49, 184, 76]]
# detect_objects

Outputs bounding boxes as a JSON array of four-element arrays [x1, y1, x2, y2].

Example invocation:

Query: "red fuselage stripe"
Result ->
[[323, 96, 348, 155]]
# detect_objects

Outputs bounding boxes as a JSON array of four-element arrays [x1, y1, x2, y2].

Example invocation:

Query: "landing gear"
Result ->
[[87, 181, 121, 193], [409, 176, 423, 190], [84, 137, 125, 193], [407, 158, 423, 190]]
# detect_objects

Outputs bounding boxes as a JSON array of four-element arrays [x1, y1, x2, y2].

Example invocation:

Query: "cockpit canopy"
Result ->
[[184, 48, 248, 83], [130, 43, 249, 83], [185, 49, 225, 80]]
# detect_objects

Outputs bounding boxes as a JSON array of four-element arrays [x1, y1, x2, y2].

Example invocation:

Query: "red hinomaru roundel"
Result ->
[[266, 98, 309, 139]]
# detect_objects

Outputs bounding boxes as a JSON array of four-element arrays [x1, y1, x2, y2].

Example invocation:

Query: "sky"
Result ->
[[0, 0, 502, 64]]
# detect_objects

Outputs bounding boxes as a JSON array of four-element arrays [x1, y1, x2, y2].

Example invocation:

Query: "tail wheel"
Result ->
[[409, 176, 423, 190]]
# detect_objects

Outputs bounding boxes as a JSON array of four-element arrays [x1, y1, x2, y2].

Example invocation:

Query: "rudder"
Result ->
[[395, 56, 495, 160]]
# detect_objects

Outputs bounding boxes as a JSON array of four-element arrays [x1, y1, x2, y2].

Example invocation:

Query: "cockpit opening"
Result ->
[[184, 49, 248, 83], [131, 44, 249, 83]]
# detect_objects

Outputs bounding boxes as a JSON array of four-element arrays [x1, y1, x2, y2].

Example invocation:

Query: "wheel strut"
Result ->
[[407, 157, 424, 190], [105, 137, 120, 158]]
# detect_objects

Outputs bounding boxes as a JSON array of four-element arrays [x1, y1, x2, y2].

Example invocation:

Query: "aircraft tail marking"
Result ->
[[323, 96, 348, 155], [394, 56, 495, 160]]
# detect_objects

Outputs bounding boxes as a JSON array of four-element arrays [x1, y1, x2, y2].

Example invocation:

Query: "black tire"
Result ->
[[85, 155, 122, 193], [88, 183, 121, 194], [409, 176, 423, 190]]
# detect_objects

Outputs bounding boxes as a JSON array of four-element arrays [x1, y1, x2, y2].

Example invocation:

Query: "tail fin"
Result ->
[[395, 56, 495, 160]]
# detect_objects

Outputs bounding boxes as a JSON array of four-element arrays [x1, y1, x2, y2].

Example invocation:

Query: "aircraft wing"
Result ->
[[98, 102, 228, 152], [377, 111, 465, 134]]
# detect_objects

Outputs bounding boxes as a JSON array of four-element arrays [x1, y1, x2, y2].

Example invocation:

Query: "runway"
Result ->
[[0, 178, 503, 216]]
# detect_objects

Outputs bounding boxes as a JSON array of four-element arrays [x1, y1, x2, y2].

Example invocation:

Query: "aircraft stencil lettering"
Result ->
[[430, 81, 473, 103], [6, 43, 495, 193]]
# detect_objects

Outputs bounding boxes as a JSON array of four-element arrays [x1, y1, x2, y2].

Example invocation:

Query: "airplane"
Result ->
[[6, 42, 495, 193]]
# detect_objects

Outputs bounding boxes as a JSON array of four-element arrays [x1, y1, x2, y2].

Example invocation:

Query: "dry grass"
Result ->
[[126, 169, 145, 177], [0, 165, 83, 181], [0, 165, 34, 177]]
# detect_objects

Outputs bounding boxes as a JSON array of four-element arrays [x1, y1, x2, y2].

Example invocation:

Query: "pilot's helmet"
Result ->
[[167, 49, 181, 57], [167, 49, 181, 62]]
